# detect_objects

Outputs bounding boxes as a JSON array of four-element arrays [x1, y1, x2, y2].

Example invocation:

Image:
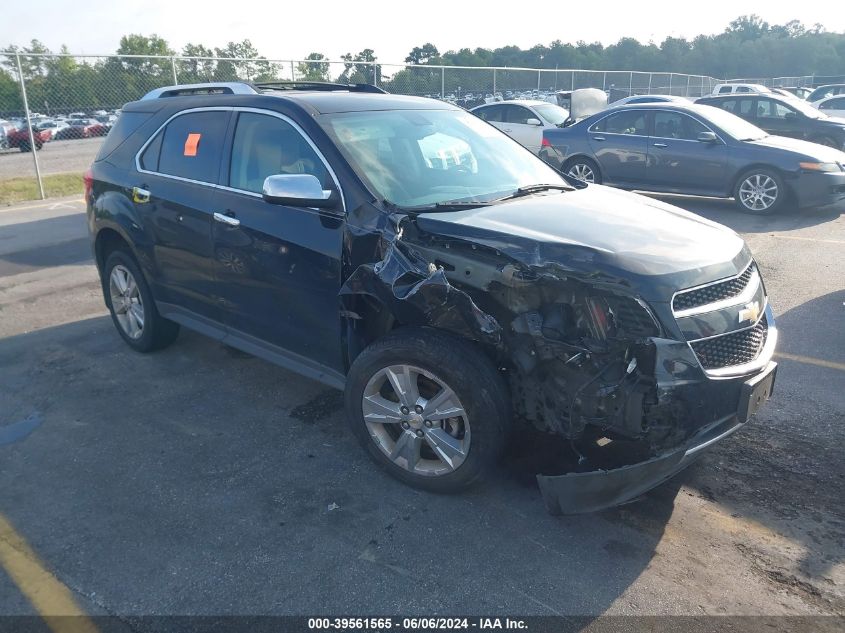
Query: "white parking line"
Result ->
[[771, 234, 845, 245], [0, 199, 84, 214]]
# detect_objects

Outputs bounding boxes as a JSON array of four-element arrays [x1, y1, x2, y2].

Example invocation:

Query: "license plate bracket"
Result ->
[[737, 362, 777, 424]]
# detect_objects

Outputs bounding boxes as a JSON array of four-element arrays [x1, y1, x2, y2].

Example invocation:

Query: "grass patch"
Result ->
[[0, 173, 83, 206]]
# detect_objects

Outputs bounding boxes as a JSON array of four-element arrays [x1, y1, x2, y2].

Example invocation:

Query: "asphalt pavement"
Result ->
[[0, 137, 103, 180], [0, 194, 843, 623]]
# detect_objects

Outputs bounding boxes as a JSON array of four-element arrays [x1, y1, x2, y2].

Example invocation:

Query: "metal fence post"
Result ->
[[493, 68, 496, 95], [685, 74, 691, 96], [648, 73, 652, 93], [290, 60, 295, 81], [441, 66, 445, 99], [170, 57, 178, 85], [628, 71, 633, 96], [537, 70, 541, 91], [15, 53, 45, 200], [602, 72, 606, 91], [372, 62, 378, 87], [668, 73, 673, 95]]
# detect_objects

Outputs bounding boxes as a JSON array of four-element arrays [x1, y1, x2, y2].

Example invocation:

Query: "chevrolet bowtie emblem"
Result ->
[[738, 301, 761, 324]]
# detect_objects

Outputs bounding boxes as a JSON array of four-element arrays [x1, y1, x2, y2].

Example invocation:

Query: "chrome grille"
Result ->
[[690, 315, 768, 370], [673, 264, 754, 313]]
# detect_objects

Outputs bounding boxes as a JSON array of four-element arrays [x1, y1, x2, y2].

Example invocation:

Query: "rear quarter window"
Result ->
[[94, 112, 154, 161]]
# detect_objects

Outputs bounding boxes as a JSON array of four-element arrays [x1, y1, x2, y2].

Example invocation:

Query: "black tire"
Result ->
[[19, 143, 30, 153], [103, 249, 179, 352], [344, 327, 510, 493], [733, 168, 786, 215], [563, 156, 602, 184]]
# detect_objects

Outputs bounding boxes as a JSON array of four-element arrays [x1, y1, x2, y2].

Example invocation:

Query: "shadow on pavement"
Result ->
[[0, 315, 676, 616], [645, 193, 843, 234]]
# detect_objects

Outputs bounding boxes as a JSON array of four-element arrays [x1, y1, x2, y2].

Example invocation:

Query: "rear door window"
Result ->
[[154, 111, 229, 183]]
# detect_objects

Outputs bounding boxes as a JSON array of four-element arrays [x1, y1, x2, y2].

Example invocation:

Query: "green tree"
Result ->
[[297, 53, 330, 81]]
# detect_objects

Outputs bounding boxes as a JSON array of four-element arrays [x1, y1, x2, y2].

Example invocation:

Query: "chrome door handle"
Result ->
[[592, 136, 606, 141], [213, 212, 240, 227], [652, 142, 668, 148]]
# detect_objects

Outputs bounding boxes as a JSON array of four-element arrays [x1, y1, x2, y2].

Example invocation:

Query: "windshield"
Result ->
[[697, 105, 769, 141], [533, 104, 569, 126], [318, 108, 566, 209]]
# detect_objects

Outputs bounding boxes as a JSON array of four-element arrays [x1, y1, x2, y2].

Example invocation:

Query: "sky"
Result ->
[[2, 0, 844, 65]]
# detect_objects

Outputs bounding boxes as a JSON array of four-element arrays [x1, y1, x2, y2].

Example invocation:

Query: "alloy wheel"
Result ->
[[567, 162, 595, 183], [738, 174, 778, 212], [109, 264, 145, 340], [361, 364, 470, 477]]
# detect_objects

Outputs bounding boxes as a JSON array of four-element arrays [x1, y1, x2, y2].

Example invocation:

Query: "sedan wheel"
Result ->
[[737, 173, 780, 213], [109, 264, 145, 340], [361, 364, 471, 477], [564, 158, 600, 184]]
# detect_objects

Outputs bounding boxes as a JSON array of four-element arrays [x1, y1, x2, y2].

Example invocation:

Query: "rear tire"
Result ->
[[563, 157, 601, 184], [19, 143, 30, 152], [733, 168, 785, 215], [103, 249, 179, 353], [344, 327, 510, 493]]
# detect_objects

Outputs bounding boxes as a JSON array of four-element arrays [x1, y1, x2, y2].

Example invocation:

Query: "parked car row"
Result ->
[[0, 110, 120, 152]]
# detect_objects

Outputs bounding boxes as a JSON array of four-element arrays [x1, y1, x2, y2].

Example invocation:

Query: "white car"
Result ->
[[470, 99, 570, 153], [711, 83, 772, 96], [814, 95, 845, 118]]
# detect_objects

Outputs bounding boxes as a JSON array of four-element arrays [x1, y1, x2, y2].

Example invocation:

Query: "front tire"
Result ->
[[344, 327, 510, 492], [103, 249, 179, 352], [563, 157, 601, 184], [733, 168, 785, 215]]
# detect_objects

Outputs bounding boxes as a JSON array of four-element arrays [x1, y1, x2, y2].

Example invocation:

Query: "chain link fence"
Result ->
[[2, 51, 813, 202]]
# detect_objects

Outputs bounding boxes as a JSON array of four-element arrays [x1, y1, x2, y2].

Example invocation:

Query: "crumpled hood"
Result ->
[[748, 134, 845, 161], [414, 185, 750, 301]]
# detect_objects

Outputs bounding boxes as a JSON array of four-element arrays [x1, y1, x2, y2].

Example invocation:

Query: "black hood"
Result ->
[[414, 185, 750, 302], [748, 134, 845, 161]]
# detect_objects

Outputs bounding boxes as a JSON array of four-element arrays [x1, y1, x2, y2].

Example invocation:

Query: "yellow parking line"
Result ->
[[771, 235, 845, 245], [776, 352, 845, 371], [0, 513, 98, 633]]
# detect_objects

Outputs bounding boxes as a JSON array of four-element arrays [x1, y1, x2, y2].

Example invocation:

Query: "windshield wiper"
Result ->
[[495, 183, 573, 202], [400, 200, 493, 213]]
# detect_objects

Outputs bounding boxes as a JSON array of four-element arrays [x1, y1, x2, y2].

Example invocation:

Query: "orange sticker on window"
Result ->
[[184, 133, 201, 157]]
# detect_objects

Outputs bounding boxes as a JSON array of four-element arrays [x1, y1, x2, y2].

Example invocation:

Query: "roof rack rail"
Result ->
[[254, 81, 387, 94], [141, 82, 258, 100]]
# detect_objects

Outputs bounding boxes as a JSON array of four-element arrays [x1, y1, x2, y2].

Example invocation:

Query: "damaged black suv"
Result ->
[[86, 81, 778, 514]]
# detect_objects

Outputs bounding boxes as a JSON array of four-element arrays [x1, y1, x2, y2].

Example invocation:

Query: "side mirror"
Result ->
[[697, 131, 719, 143], [262, 174, 337, 209], [526, 118, 543, 126]]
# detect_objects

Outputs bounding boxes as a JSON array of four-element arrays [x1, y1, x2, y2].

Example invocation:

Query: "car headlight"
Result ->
[[799, 162, 842, 172]]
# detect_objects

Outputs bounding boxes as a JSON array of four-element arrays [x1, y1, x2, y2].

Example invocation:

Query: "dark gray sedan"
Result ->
[[540, 102, 845, 214]]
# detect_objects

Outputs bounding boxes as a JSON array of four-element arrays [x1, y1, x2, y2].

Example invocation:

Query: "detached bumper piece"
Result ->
[[537, 362, 777, 515]]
